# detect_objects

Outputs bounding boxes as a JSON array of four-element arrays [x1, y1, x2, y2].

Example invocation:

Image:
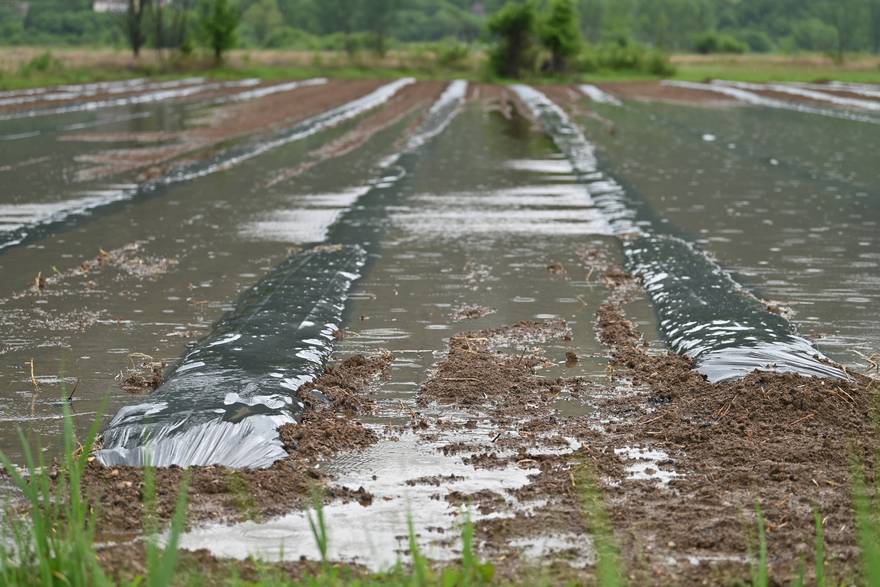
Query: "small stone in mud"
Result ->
[[546, 261, 566, 274], [565, 351, 579, 367]]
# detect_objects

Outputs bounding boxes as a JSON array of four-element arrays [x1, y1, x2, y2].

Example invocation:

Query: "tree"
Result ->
[[360, 0, 401, 57], [242, 0, 283, 46], [126, 0, 151, 57], [539, 0, 582, 72], [869, 0, 880, 52], [198, 0, 239, 62], [487, 0, 538, 78]]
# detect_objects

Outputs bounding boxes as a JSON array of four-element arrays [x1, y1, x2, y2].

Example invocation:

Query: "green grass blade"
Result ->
[[751, 500, 769, 587], [814, 509, 825, 587]]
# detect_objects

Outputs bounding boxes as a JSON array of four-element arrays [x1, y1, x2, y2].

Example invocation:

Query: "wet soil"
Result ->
[[263, 81, 445, 188], [583, 259, 878, 585], [595, 82, 738, 106], [72, 79, 384, 182], [97, 543, 369, 586], [82, 351, 392, 535]]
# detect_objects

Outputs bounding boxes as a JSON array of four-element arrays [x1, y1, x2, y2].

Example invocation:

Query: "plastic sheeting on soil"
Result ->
[[662, 80, 880, 125], [0, 78, 413, 253], [513, 84, 847, 382], [96, 244, 366, 469], [97, 80, 468, 469]]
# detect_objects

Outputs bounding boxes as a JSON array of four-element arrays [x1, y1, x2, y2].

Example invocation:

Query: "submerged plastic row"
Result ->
[[97, 245, 367, 468], [0, 78, 413, 253], [0, 78, 263, 121], [663, 80, 880, 125], [512, 84, 847, 382], [98, 81, 469, 469]]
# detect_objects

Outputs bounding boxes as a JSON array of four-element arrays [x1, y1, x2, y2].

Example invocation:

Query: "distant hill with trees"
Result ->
[[1, 0, 879, 57]]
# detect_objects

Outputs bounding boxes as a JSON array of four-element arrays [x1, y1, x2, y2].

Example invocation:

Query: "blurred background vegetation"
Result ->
[[0, 0, 879, 82], [2, 0, 879, 55]]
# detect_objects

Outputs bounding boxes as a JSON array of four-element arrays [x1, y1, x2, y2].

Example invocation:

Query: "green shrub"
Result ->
[[575, 40, 675, 76], [693, 31, 747, 54], [17, 52, 63, 76], [0, 404, 189, 587], [487, 0, 539, 78], [539, 0, 582, 72], [738, 29, 775, 53], [436, 40, 471, 70]]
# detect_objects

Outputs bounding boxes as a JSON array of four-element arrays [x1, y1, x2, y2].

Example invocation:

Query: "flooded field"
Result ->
[[1, 76, 879, 583]]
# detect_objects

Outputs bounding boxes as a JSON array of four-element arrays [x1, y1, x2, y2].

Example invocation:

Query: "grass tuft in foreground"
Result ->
[[0, 404, 189, 587]]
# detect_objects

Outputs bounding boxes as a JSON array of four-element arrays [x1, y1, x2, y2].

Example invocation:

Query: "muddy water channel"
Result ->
[[1, 77, 879, 582]]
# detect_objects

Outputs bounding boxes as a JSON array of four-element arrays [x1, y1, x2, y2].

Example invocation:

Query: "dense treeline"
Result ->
[[1, 0, 879, 56]]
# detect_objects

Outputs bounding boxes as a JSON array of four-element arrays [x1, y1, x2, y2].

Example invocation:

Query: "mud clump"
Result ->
[[116, 353, 166, 393], [413, 319, 601, 577], [451, 304, 495, 321], [83, 351, 392, 533], [417, 321, 568, 408]]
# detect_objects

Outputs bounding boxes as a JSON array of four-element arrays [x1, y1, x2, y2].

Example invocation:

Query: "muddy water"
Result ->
[[0, 86, 421, 464], [579, 98, 880, 366]]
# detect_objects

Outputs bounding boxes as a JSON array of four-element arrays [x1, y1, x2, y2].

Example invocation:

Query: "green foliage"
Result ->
[[693, 31, 747, 54], [539, 0, 582, 72], [198, 0, 240, 61], [737, 29, 774, 52], [17, 52, 64, 76], [576, 39, 675, 76], [2, 0, 880, 57], [749, 501, 769, 587], [241, 0, 284, 46], [362, 0, 403, 56], [576, 464, 626, 587], [853, 460, 880, 586], [487, 1, 538, 78], [0, 405, 189, 587], [814, 510, 826, 587], [435, 40, 471, 70], [790, 18, 838, 54], [0, 403, 106, 586]]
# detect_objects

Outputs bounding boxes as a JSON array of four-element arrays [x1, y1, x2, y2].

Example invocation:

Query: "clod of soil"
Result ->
[[116, 354, 166, 393]]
